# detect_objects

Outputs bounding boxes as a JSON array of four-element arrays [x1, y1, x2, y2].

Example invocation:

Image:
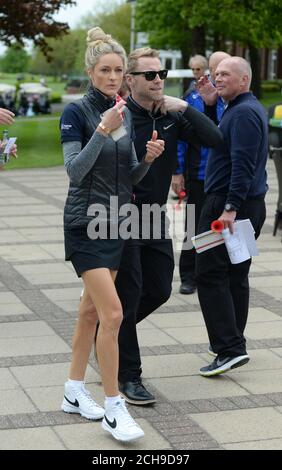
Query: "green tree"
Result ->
[[0, 0, 76, 56], [1, 43, 30, 73], [30, 29, 85, 77], [187, 0, 282, 97], [136, 0, 197, 68], [79, 2, 131, 53], [136, 0, 282, 98]]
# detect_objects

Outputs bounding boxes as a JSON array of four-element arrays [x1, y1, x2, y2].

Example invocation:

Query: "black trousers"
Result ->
[[179, 179, 205, 284], [196, 194, 266, 359], [116, 237, 174, 382]]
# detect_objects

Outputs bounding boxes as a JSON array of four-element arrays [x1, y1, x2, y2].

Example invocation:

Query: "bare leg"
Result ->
[[69, 288, 99, 380], [82, 268, 122, 397]]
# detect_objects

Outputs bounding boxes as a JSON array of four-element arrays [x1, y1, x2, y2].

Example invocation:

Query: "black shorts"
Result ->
[[64, 227, 125, 277]]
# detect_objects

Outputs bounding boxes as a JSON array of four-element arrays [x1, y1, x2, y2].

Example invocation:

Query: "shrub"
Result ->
[[51, 92, 62, 103]]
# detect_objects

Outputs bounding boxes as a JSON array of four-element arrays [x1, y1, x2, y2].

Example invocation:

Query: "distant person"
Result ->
[[176, 52, 230, 295], [0, 109, 17, 170], [40, 76, 46, 87]]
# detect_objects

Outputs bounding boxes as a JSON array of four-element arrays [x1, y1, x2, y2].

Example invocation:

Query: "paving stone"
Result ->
[[54, 419, 171, 450], [224, 438, 282, 450], [11, 362, 99, 388], [0, 165, 282, 450], [0, 389, 37, 415], [148, 375, 248, 402], [0, 416, 14, 430], [230, 369, 282, 395], [191, 408, 282, 444], [0, 427, 65, 450]]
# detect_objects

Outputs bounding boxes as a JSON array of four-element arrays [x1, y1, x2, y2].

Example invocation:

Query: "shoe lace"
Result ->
[[131, 378, 145, 390], [76, 384, 102, 409], [114, 399, 140, 429]]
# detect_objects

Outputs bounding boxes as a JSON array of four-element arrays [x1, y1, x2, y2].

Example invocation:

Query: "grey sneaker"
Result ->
[[208, 346, 218, 357], [200, 355, 250, 377]]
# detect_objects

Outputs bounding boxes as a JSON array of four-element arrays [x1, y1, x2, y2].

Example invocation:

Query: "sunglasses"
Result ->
[[130, 69, 168, 81]]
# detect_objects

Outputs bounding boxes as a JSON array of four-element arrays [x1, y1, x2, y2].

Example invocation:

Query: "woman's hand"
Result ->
[[98, 99, 126, 135], [145, 130, 165, 163]]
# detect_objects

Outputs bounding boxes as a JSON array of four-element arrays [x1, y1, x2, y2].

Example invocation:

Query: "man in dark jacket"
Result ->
[[196, 57, 268, 377], [176, 52, 229, 295], [115, 47, 223, 405]]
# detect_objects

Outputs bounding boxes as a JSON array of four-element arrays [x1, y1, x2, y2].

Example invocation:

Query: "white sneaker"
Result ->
[[102, 398, 145, 442], [61, 381, 104, 420]]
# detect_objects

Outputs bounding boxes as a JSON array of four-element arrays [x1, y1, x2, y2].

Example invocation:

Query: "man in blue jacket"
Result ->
[[196, 57, 268, 377], [175, 52, 230, 295]]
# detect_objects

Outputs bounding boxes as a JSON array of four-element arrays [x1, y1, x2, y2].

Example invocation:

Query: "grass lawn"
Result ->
[[0, 116, 63, 170], [0, 72, 66, 95], [260, 91, 282, 108]]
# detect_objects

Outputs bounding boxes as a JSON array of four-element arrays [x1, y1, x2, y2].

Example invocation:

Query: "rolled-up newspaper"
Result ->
[[192, 219, 258, 264]]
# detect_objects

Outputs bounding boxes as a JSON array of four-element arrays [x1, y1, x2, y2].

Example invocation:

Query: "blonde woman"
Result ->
[[60, 27, 164, 442]]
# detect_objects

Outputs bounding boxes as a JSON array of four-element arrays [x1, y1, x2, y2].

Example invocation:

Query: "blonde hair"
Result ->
[[127, 47, 160, 74], [85, 27, 127, 71]]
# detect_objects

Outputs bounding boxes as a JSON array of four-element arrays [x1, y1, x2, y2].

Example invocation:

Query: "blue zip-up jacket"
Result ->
[[205, 92, 268, 209], [176, 80, 225, 181]]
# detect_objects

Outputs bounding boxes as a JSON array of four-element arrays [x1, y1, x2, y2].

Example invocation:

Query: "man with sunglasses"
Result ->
[[114, 47, 223, 405], [106, 47, 223, 405]]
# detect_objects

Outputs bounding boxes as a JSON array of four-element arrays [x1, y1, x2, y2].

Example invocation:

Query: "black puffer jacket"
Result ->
[[63, 88, 135, 228]]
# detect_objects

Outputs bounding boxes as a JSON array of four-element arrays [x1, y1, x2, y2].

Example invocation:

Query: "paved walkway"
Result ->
[[0, 160, 281, 450]]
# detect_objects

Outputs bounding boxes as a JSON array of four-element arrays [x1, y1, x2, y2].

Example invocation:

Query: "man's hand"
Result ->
[[154, 95, 188, 114], [145, 130, 165, 163], [171, 174, 185, 195], [0, 142, 17, 160], [0, 108, 15, 126], [197, 76, 218, 106], [10, 143, 17, 159], [218, 210, 237, 234]]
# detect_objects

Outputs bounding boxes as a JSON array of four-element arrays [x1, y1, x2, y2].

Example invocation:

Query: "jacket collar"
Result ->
[[126, 95, 163, 119], [228, 91, 253, 108], [86, 86, 116, 113]]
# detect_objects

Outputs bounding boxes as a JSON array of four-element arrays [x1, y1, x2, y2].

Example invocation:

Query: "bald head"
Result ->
[[215, 56, 252, 101], [219, 57, 252, 85], [209, 51, 231, 81]]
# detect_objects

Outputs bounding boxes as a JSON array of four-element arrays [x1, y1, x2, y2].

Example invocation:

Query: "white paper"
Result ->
[[110, 124, 127, 141], [4, 137, 17, 155]]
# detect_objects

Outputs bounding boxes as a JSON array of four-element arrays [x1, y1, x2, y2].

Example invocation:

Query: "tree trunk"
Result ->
[[249, 45, 262, 99], [180, 41, 193, 95], [191, 26, 206, 56]]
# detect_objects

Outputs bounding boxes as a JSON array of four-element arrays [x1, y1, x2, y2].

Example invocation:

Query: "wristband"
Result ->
[[98, 123, 111, 135]]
